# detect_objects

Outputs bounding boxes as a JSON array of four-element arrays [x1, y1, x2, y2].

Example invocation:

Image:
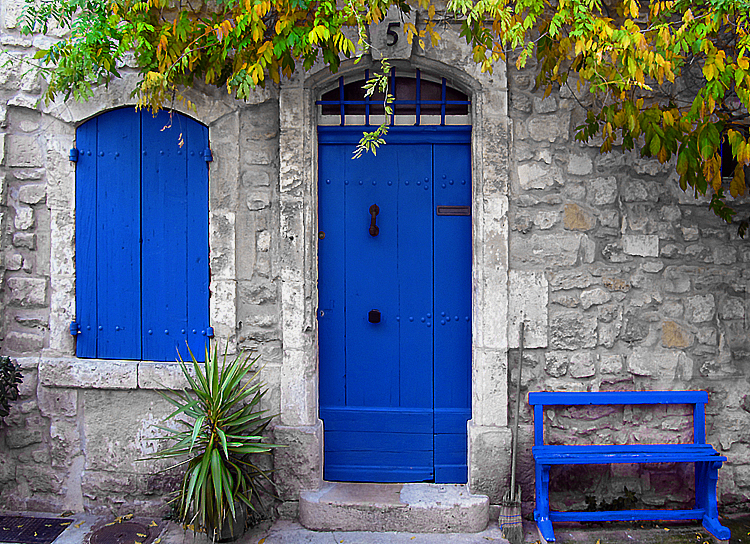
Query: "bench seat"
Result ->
[[534, 444, 727, 465]]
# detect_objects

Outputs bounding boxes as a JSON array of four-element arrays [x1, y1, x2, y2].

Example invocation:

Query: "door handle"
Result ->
[[369, 204, 379, 236]]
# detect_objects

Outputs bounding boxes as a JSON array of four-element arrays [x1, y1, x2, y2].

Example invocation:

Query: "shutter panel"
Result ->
[[75, 118, 99, 358], [95, 109, 142, 359], [141, 111, 209, 362]]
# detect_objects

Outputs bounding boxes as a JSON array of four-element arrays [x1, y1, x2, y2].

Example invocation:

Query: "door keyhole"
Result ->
[[369, 204, 380, 236]]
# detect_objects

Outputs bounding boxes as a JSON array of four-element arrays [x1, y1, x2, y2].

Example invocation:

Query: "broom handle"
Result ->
[[509, 322, 524, 501]]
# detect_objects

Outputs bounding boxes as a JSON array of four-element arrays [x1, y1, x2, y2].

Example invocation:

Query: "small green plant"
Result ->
[[0, 356, 23, 422], [147, 344, 280, 541]]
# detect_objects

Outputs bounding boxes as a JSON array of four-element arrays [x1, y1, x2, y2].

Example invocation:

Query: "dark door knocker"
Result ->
[[369, 204, 380, 236]]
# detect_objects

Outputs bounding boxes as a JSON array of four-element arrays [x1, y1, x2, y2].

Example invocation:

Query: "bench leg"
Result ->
[[534, 463, 555, 543], [696, 460, 731, 542]]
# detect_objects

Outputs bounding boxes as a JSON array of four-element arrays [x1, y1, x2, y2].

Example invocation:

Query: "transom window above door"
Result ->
[[317, 69, 471, 127]]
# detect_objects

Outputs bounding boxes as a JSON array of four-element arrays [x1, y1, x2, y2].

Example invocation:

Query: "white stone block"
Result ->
[[508, 270, 548, 348], [622, 234, 659, 257]]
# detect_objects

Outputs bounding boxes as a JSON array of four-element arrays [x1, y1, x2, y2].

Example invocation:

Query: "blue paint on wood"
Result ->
[[530, 390, 730, 542], [74, 108, 209, 362], [318, 127, 471, 483]]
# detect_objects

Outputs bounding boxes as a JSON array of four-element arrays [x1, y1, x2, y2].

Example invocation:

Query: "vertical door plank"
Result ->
[[344, 145, 400, 408], [96, 108, 142, 359], [396, 144, 433, 410], [74, 118, 99, 358], [433, 143, 472, 483], [318, 144, 347, 408], [141, 110, 190, 362]]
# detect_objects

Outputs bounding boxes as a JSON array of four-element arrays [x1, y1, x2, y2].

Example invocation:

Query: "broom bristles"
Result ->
[[499, 486, 523, 544]]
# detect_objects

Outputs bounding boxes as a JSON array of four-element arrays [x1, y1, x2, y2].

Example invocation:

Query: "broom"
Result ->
[[499, 322, 525, 544]]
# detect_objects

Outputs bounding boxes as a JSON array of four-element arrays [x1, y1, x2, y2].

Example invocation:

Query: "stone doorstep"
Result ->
[[298, 482, 489, 533]]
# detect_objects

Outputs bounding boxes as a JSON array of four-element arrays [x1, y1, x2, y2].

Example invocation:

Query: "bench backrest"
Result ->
[[528, 391, 709, 447]]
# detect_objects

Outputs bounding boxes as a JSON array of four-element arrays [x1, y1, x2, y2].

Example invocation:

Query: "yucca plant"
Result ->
[[149, 343, 279, 542]]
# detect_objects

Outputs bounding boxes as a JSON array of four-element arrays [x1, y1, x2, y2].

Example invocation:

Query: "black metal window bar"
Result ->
[[317, 69, 471, 126]]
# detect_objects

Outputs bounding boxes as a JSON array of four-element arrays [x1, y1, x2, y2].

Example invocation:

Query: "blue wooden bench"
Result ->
[[529, 391, 730, 543]]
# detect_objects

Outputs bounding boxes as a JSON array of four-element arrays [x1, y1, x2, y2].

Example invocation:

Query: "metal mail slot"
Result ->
[[436, 205, 471, 216]]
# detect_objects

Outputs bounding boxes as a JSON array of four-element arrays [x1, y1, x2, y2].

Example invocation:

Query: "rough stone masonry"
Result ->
[[0, 0, 749, 525]]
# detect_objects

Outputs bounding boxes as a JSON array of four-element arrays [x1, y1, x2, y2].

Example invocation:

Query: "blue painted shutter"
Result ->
[[75, 109, 209, 361]]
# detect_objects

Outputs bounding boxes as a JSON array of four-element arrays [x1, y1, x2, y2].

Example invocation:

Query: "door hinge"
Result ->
[[70, 321, 80, 336], [69, 148, 79, 162], [206, 326, 214, 338], [203, 148, 213, 162]]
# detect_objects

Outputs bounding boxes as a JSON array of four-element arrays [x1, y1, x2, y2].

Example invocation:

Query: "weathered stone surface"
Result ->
[[14, 205, 34, 230], [713, 245, 737, 265], [719, 297, 745, 320], [7, 135, 43, 167], [273, 423, 322, 501], [468, 423, 512, 503], [685, 295, 715, 323], [580, 287, 611, 309], [600, 354, 624, 375], [534, 95, 558, 113], [508, 270, 548, 348], [5, 426, 44, 448], [18, 183, 45, 204], [563, 203, 596, 231], [622, 235, 659, 257], [511, 233, 584, 267], [527, 111, 570, 142], [567, 154, 593, 176], [550, 311, 597, 350], [7, 277, 47, 306], [627, 348, 692, 381], [39, 358, 138, 389], [661, 321, 694, 349], [569, 352, 596, 378], [517, 162, 561, 190], [545, 352, 568, 377]]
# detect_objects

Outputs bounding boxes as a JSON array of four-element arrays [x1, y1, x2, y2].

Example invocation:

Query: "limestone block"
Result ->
[[598, 320, 622, 348], [209, 210, 236, 280], [280, 348, 315, 426], [511, 232, 584, 267], [681, 226, 700, 241], [246, 189, 271, 210], [3, 330, 44, 353], [661, 321, 694, 349], [550, 311, 597, 350], [48, 275, 76, 355], [719, 297, 745, 321], [627, 347, 693, 381], [587, 176, 618, 206], [713, 245, 737, 265], [7, 277, 47, 306], [549, 270, 594, 290], [17, 465, 62, 494], [517, 162, 561, 190], [567, 153, 593, 176], [622, 234, 659, 257], [473, 350, 508, 427], [563, 203, 596, 231], [49, 417, 83, 467], [209, 113, 239, 210], [0, 133, 5, 165], [600, 354, 624, 375], [137, 362, 193, 390], [39, 358, 138, 389], [580, 287, 611, 309], [7, 135, 43, 167], [545, 352, 568, 377], [527, 111, 570, 142], [273, 422, 323, 500], [468, 423, 512, 503], [83, 389, 174, 472], [533, 210, 559, 230], [569, 352, 596, 378], [37, 386, 78, 418], [209, 278, 236, 346], [5, 426, 44, 449], [534, 95, 558, 113], [13, 205, 34, 230], [685, 294, 715, 323], [508, 270, 547, 348], [82, 471, 140, 496], [369, 7, 415, 60], [18, 183, 46, 204]]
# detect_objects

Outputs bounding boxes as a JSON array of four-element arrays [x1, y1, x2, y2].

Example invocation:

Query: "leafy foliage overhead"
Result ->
[[19, 0, 750, 227]]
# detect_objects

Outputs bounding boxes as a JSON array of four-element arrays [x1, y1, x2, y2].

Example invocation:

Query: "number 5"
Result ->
[[386, 22, 400, 46]]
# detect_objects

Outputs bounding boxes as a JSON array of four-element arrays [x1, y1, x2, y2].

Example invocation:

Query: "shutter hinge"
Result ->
[[206, 326, 214, 338], [69, 148, 79, 162], [203, 148, 213, 162], [70, 321, 80, 336]]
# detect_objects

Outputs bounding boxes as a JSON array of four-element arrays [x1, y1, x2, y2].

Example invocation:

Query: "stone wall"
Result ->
[[507, 59, 750, 514]]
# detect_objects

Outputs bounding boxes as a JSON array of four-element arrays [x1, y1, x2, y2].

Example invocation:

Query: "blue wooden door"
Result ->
[[318, 127, 471, 483], [75, 108, 210, 362]]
